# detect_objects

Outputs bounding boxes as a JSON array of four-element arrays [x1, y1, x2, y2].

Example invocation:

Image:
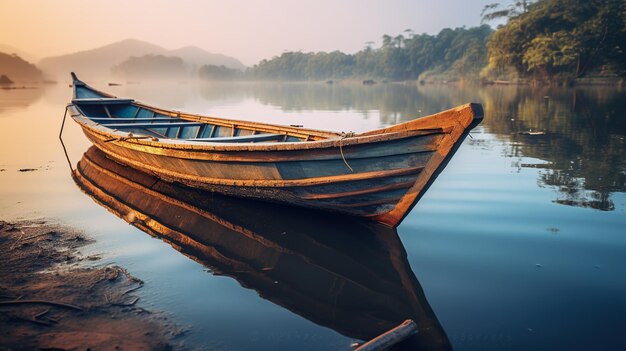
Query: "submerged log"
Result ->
[[354, 319, 418, 351]]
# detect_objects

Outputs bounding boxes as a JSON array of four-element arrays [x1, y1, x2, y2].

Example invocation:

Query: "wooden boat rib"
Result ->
[[67, 72, 483, 227], [72, 146, 452, 350]]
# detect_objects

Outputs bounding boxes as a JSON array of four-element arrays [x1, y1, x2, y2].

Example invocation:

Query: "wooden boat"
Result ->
[[67, 72, 483, 227], [72, 146, 452, 350]]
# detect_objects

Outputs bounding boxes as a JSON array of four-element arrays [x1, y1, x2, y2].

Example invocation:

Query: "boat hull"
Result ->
[[67, 74, 483, 227], [75, 114, 472, 227]]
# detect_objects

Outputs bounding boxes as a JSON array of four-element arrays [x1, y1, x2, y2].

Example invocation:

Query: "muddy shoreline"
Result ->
[[0, 220, 180, 350]]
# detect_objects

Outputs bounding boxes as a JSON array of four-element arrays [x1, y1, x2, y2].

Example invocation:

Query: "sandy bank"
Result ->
[[0, 220, 181, 350]]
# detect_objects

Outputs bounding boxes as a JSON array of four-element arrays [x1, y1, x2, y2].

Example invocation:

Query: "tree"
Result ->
[[485, 0, 626, 79], [481, 1, 534, 23], [381, 35, 393, 49], [249, 26, 493, 81], [394, 34, 405, 48]]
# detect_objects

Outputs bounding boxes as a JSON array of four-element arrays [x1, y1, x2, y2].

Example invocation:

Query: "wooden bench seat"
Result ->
[[91, 117, 183, 122], [104, 122, 204, 128], [188, 133, 284, 143], [73, 98, 134, 104]]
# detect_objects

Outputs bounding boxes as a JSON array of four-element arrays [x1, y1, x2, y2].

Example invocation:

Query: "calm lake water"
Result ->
[[1, 81, 625, 351]]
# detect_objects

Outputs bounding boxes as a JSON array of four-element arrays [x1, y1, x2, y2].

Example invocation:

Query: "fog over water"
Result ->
[[0, 0, 495, 65]]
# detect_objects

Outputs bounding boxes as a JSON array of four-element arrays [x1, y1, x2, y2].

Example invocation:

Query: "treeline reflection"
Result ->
[[197, 83, 626, 211], [480, 86, 626, 211]]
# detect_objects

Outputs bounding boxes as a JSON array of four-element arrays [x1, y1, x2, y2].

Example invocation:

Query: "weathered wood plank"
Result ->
[[85, 135, 428, 187], [73, 98, 134, 104], [91, 117, 183, 122], [188, 133, 283, 143], [276, 152, 432, 180], [105, 122, 203, 128], [354, 320, 418, 351], [290, 173, 419, 197], [299, 180, 415, 200]]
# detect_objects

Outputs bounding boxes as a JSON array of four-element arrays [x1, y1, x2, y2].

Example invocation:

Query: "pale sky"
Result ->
[[1, 0, 493, 65]]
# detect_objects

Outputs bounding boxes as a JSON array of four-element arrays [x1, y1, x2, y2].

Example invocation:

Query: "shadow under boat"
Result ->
[[72, 146, 452, 351]]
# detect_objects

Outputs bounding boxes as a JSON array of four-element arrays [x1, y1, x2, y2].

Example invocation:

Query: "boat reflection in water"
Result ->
[[72, 146, 451, 351]]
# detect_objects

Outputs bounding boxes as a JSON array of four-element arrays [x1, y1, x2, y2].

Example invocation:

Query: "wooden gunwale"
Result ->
[[298, 181, 416, 200], [74, 114, 447, 157], [84, 128, 441, 163], [144, 103, 338, 140], [70, 103, 337, 141], [70, 79, 337, 140]]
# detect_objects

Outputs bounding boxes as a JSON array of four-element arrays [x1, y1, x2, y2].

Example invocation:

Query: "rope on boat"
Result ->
[[59, 106, 73, 171], [104, 133, 158, 143], [339, 131, 356, 173]]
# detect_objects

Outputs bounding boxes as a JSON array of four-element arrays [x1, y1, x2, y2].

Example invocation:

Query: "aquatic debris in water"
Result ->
[[518, 130, 546, 136], [18, 168, 38, 172]]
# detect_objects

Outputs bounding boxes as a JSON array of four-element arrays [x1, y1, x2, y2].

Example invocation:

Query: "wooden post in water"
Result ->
[[353, 320, 418, 351]]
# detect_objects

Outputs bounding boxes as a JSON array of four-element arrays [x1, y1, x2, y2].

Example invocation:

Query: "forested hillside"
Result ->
[[229, 0, 625, 82], [483, 0, 626, 80], [247, 26, 492, 81], [0, 53, 44, 82]]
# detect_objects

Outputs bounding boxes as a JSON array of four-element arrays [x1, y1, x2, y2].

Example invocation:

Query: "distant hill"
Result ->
[[0, 75, 13, 84], [0, 52, 44, 82], [0, 44, 38, 63], [39, 39, 245, 80], [112, 55, 187, 80], [170, 46, 245, 71]]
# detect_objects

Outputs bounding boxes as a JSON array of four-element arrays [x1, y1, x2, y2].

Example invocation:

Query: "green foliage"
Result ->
[[481, 1, 534, 23], [522, 32, 578, 73], [248, 26, 492, 81], [241, 0, 625, 82], [486, 0, 626, 79], [249, 51, 356, 80]]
